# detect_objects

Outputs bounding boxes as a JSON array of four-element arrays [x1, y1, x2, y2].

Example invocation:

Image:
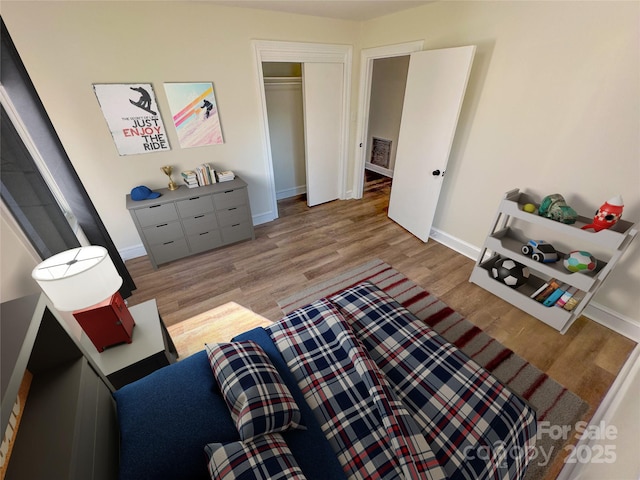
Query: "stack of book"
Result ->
[[195, 163, 217, 186], [181, 170, 199, 189], [217, 170, 235, 182], [530, 279, 582, 310]]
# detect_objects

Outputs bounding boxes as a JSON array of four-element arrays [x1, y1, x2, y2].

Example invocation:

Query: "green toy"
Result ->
[[538, 194, 578, 224]]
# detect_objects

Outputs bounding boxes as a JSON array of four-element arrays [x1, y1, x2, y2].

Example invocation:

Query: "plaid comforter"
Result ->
[[267, 282, 536, 480]]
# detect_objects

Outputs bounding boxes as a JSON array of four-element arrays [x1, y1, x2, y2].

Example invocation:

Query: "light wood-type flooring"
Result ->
[[125, 172, 636, 479]]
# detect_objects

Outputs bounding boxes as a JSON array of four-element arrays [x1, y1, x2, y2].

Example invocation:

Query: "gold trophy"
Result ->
[[161, 165, 178, 191]]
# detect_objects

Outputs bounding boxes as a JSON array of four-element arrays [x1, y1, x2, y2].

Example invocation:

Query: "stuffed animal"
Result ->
[[538, 194, 578, 224]]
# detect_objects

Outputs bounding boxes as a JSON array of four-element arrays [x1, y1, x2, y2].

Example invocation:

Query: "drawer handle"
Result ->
[[224, 190, 234, 194], [232, 223, 240, 227], [199, 232, 209, 236], [149, 204, 161, 208], [157, 223, 168, 227], [228, 207, 237, 211], [163, 241, 174, 245], [194, 215, 204, 219], [189, 197, 200, 200]]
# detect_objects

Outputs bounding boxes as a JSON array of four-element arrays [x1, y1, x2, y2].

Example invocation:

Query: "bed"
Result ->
[[114, 282, 537, 480]]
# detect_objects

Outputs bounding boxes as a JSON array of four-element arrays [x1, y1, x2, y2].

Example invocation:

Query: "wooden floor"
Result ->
[[125, 172, 635, 477]]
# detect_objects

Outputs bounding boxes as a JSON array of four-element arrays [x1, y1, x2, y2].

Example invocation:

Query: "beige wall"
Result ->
[[361, 1, 640, 323], [2, 1, 638, 322]]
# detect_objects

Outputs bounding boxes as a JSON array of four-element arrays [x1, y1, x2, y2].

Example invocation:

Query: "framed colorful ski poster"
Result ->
[[93, 83, 171, 155], [164, 82, 224, 148]]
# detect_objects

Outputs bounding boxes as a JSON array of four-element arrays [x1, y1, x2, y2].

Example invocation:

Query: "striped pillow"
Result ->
[[206, 341, 303, 441], [205, 433, 307, 480]]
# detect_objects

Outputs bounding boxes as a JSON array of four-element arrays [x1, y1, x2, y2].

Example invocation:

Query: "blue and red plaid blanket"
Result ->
[[267, 282, 537, 480]]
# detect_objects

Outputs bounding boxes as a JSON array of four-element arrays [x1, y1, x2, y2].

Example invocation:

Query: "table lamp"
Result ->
[[31, 246, 135, 352]]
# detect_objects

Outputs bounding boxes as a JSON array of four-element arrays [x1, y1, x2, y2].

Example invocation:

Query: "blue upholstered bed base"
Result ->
[[114, 328, 344, 480]]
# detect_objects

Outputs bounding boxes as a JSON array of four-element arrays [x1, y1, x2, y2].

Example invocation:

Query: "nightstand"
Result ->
[[81, 299, 177, 389]]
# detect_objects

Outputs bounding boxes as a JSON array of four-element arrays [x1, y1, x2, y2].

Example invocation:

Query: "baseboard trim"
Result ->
[[429, 227, 481, 261], [583, 302, 640, 343], [252, 211, 275, 226], [365, 163, 393, 177], [429, 227, 639, 342], [119, 244, 146, 261], [276, 185, 306, 201]]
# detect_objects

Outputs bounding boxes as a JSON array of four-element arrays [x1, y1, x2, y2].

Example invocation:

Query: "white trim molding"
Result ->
[[429, 226, 481, 261], [253, 40, 352, 221], [276, 185, 306, 201], [583, 302, 640, 343], [353, 40, 424, 199], [365, 163, 393, 178]]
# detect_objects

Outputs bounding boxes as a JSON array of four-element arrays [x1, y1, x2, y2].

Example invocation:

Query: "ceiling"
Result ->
[[207, 1, 433, 21]]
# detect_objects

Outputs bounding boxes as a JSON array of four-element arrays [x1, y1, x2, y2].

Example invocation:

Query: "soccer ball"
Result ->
[[563, 251, 597, 273], [491, 258, 530, 288]]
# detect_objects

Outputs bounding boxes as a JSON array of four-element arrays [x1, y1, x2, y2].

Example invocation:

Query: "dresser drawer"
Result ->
[[216, 205, 250, 227], [177, 195, 214, 218], [126, 177, 253, 269], [142, 221, 184, 245], [148, 238, 189, 265], [182, 212, 218, 236], [221, 221, 253, 244], [188, 230, 223, 254], [213, 188, 247, 210], [134, 203, 178, 228]]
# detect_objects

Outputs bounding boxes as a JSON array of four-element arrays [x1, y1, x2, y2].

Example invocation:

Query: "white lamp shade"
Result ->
[[31, 246, 123, 311]]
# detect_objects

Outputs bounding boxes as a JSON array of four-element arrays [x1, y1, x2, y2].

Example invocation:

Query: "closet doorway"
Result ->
[[253, 40, 351, 221], [263, 62, 306, 203]]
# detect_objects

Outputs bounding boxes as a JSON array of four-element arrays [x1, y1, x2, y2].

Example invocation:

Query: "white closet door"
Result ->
[[388, 46, 475, 241], [302, 62, 344, 207]]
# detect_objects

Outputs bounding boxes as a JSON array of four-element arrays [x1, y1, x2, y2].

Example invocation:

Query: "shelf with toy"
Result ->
[[470, 189, 637, 334], [469, 255, 578, 332], [486, 228, 605, 292], [501, 189, 636, 251]]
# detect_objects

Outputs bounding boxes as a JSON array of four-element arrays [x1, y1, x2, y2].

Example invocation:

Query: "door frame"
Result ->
[[352, 40, 424, 199], [253, 40, 352, 221]]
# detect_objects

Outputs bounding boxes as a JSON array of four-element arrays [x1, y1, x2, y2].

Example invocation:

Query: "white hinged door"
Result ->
[[388, 46, 475, 241]]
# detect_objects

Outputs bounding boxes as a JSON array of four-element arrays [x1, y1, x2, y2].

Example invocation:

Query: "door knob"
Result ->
[[432, 169, 441, 176]]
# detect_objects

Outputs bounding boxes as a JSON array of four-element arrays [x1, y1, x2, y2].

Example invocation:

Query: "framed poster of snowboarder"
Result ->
[[93, 83, 171, 155], [164, 82, 224, 148]]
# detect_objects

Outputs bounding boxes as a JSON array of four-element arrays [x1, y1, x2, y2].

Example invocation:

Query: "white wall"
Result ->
[[2, 1, 639, 324], [360, 1, 640, 325]]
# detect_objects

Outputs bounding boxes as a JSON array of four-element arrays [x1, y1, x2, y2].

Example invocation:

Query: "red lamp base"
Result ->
[[73, 292, 135, 352]]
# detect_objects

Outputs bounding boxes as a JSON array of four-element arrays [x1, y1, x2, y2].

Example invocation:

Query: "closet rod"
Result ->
[[264, 76, 302, 85]]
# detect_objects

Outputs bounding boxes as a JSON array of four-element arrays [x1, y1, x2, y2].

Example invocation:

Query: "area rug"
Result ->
[[278, 259, 590, 480]]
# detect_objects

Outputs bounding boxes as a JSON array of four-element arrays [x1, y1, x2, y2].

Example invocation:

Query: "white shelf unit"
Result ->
[[469, 188, 637, 333]]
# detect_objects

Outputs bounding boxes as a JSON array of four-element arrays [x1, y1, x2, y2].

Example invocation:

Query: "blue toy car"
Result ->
[[521, 240, 559, 263]]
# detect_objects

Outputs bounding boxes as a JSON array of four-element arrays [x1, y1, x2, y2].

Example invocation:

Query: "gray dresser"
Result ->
[[126, 177, 254, 269]]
